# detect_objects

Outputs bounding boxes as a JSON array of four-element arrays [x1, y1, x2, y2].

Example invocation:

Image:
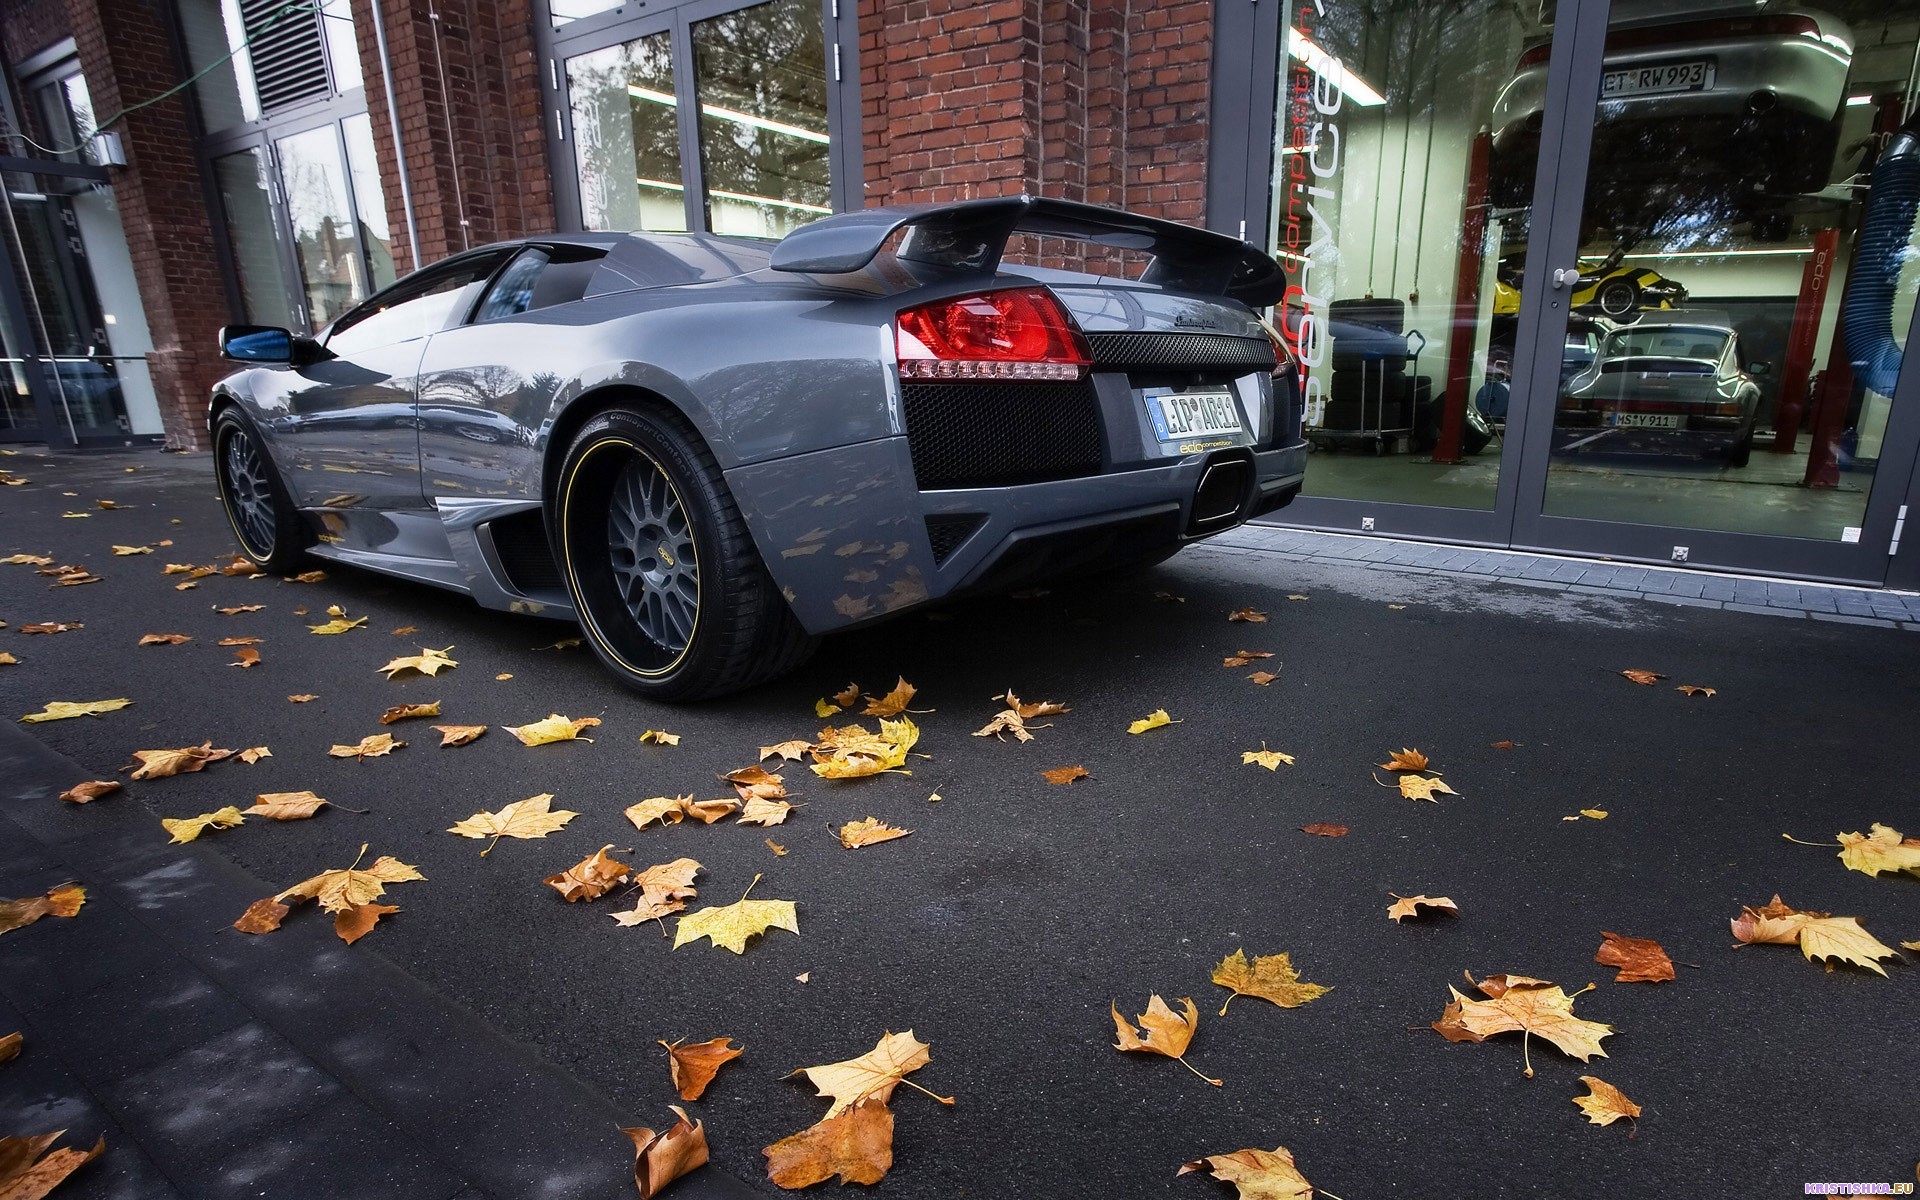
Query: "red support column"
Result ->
[[1769, 227, 1838, 453], [1434, 131, 1491, 465]]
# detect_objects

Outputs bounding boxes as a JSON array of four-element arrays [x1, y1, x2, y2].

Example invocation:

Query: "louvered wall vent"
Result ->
[[241, 0, 332, 112]]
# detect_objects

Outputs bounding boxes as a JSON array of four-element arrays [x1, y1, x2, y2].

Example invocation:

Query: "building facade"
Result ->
[[6, 0, 1920, 590]]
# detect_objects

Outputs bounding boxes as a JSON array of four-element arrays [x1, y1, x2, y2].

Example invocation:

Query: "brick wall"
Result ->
[[857, 0, 1213, 231], [349, 0, 554, 276], [1, 0, 74, 67]]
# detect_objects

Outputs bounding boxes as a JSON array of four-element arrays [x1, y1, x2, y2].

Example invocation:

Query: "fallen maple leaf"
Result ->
[[863, 676, 923, 717], [1388, 894, 1459, 923], [1177, 1146, 1317, 1200], [1378, 747, 1432, 772], [229, 647, 262, 669], [1247, 670, 1279, 686], [764, 1100, 892, 1189], [1241, 744, 1294, 771], [1112, 995, 1219, 1085], [246, 791, 334, 820], [1128, 709, 1177, 735], [1572, 1075, 1642, 1127], [1595, 931, 1675, 984], [58, 780, 120, 804], [111, 544, 153, 555], [626, 795, 695, 830], [767, 839, 788, 856], [1227, 607, 1268, 623], [0, 554, 53, 565], [379, 701, 441, 725], [127, 742, 232, 780], [378, 646, 457, 678], [974, 708, 1042, 742], [19, 698, 132, 723], [293, 569, 327, 583], [1431, 972, 1613, 1076], [624, 1106, 709, 1200], [814, 698, 842, 718], [661, 1036, 742, 1101], [213, 604, 263, 615], [612, 858, 704, 927], [1300, 823, 1348, 837], [19, 623, 81, 634], [0, 882, 85, 935], [1221, 650, 1274, 667], [432, 724, 486, 747], [639, 729, 681, 746], [739, 797, 800, 826], [1620, 669, 1665, 685], [682, 798, 741, 824], [1210, 949, 1328, 1015], [761, 739, 813, 761], [544, 844, 632, 902], [789, 1030, 951, 1117], [1676, 685, 1715, 697], [0, 1130, 105, 1196], [0, 1031, 17, 1064], [837, 817, 911, 848], [247, 845, 423, 944], [810, 717, 918, 778], [1832, 824, 1920, 878], [448, 793, 579, 855], [138, 633, 191, 646], [1382, 773, 1458, 802], [333, 902, 400, 945], [505, 713, 600, 745], [1042, 765, 1090, 785], [217, 636, 263, 647], [161, 805, 245, 844], [1728, 894, 1820, 946], [673, 873, 797, 953], [327, 733, 404, 759], [722, 765, 787, 802], [289, 694, 316, 703]]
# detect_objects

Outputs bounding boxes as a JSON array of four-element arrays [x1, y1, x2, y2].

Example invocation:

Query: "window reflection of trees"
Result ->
[[693, 0, 830, 237]]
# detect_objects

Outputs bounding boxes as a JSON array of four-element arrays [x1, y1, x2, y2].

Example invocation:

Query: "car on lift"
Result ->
[[1553, 313, 1763, 466], [209, 196, 1305, 700], [1492, 263, 1688, 322], [1488, 1, 1854, 207]]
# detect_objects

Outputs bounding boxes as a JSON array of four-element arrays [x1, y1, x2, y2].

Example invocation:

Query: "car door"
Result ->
[[272, 252, 509, 512], [414, 245, 608, 501]]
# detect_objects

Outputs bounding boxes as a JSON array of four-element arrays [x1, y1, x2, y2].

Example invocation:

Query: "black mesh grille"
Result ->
[[1086, 333, 1276, 374], [488, 510, 562, 593], [901, 382, 1102, 490], [924, 514, 985, 564]]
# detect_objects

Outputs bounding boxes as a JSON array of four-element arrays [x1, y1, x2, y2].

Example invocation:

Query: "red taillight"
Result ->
[[1260, 318, 1296, 380], [1517, 40, 1551, 69], [895, 289, 1092, 382]]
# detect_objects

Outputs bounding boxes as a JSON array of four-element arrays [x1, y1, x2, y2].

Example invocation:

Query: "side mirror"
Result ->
[[220, 324, 293, 362], [1747, 361, 1772, 377]]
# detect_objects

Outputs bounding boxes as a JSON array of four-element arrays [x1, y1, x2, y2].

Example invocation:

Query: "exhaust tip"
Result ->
[[1745, 90, 1779, 116], [1188, 455, 1254, 533]]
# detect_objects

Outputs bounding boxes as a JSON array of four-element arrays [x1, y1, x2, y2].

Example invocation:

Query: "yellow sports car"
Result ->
[[1492, 266, 1687, 320]]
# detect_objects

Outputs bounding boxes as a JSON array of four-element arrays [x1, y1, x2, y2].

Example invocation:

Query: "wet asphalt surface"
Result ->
[[2, 445, 1918, 1199]]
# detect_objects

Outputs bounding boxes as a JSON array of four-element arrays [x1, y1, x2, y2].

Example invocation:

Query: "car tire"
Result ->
[[1727, 423, 1754, 469], [1596, 278, 1640, 319], [554, 406, 815, 701], [213, 408, 307, 573]]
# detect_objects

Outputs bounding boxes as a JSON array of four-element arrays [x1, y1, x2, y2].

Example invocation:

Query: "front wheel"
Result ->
[[553, 407, 814, 701], [213, 409, 306, 573]]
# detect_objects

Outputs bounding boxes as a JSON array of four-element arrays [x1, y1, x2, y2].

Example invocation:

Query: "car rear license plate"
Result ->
[[1144, 387, 1245, 446], [1608, 412, 1683, 430], [1601, 60, 1713, 99]]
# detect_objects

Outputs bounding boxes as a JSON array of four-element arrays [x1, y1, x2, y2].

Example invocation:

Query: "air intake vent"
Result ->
[[487, 510, 563, 594], [241, 0, 332, 112], [900, 381, 1102, 490], [924, 514, 984, 565]]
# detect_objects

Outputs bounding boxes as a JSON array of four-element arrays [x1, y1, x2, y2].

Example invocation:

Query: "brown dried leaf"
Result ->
[[432, 724, 487, 747], [138, 633, 191, 646], [328, 733, 404, 760], [246, 791, 330, 820], [1111, 995, 1219, 1086], [612, 857, 704, 927], [214, 604, 264, 615], [288, 694, 316, 703], [1247, 671, 1279, 686], [1041, 765, 1090, 785], [1221, 650, 1274, 667], [1299, 822, 1349, 837], [58, 780, 121, 804], [0, 883, 86, 935], [837, 817, 911, 848], [234, 897, 291, 934], [1676, 685, 1716, 697], [862, 676, 920, 717], [379, 701, 442, 725], [1620, 668, 1665, 685], [1209, 949, 1328, 1014], [333, 902, 398, 944], [1430, 972, 1614, 1073], [19, 623, 81, 634], [1388, 893, 1459, 923], [763, 1100, 892, 1189], [1378, 747, 1431, 772], [544, 844, 633, 902], [660, 1036, 742, 1101], [0, 1031, 20, 1065], [625, 1106, 709, 1200], [1572, 1075, 1642, 1126], [1227, 607, 1268, 623], [127, 742, 233, 780], [1594, 931, 1675, 984], [217, 636, 263, 646], [0, 1130, 106, 1196], [1177, 1146, 1317, 1200], [230, 647, 261, 669]]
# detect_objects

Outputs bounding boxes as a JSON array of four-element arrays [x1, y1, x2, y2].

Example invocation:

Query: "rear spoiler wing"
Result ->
[[768, 195, 1286, 307]]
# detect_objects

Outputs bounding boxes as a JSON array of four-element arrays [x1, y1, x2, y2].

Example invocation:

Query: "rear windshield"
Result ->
[[1604, 327, 1729, 361]]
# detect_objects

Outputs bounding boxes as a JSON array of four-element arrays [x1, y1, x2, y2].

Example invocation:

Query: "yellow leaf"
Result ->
[[432, 724, 487, 747], [328, 733, 404, 760], [1177, 1146, 1317, 1200], [379, 701, 442, 725], [308, 610, 368, 634], [447, 793, 579, 855], [809, 717, 917, 778], [739, 797, 799, 826], [1388, 893, 1459, 922], [1572, 1076, 1643, 1127], [236, 746, 272, 764], [127, 742, 233, 779], [111, 544, 152, 555], [760, 739, 813, 761], [1378, 747, 1431, 772], [1579, 808, 1609, 820], [0, 554, 53, 565], [1389, 774, 1458, 802], [1112, 995, 1220, 1086], [273, 844, 424, 914], [544, 844, 633, 902], [640, 729, 681, 746], [1836, 823, 1920, 878], [837, 817, 911, 848], [1209, 949, 1329, 1014], [378, 646, 457, 678], [288, 694, 317, 703], [612, 857, 704, 926], [1241, 743, 1293, 771], [19, 698, 132, 723], [766, 838, 788, 856], [788, 1030, 950, 1118], [0, 653, 15, 665], [161, 805, 245, 843], [504, 713, 600, 745], [626, 795, 695, 830], [246, 791, 330, 820], [58, 780, 120, 804], [1431, 973, 1614, 1074], [1127, 709, 1177, 735], [672, 874, 797, 953], [1798, 916, 1899, 976], [862, 676, 921, 717], [814, 698, 842, 718]]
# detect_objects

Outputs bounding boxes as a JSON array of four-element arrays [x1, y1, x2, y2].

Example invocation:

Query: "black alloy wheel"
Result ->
[[213, 409, 306, 572], [554, 406, 814, 700]]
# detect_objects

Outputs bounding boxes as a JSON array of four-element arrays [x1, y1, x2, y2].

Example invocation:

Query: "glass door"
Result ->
[[1510, 0, 1920, 582], [1245, 0, 1589, 544]]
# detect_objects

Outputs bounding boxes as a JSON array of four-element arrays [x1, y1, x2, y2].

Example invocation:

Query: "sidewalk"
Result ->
[[0, 721, 755, 1200], [1229, 522, 1920, 627]]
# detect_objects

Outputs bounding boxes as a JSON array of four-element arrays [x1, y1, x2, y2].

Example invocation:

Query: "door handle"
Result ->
[[1551, 268, 1580, 289]]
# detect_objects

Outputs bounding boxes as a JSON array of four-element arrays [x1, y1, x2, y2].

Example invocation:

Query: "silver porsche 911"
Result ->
[[210, 196, 1307, 699]]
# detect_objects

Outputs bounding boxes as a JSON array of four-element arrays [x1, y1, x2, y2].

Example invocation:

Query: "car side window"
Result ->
[[474, 250, 550, 323], [472, 245, 606, 325], [325, 257, 501, 357]]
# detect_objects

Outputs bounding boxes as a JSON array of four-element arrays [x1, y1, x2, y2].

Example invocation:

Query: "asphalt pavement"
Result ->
[[2, 445, 1918, 1199]]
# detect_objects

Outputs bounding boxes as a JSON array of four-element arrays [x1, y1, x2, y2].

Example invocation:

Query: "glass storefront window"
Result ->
[[551, 0, 624, 29], [1540, 0, 1918, 542], [691, 0, 831, 238], [1271, 2, 1556, 512], [567, 33, 688, 232], [275, 124, 368, 328], [342, 115, 396, 290], [176, 0, 362, 134], [213, 148, 297, 330], [319, 0, 363, 96]]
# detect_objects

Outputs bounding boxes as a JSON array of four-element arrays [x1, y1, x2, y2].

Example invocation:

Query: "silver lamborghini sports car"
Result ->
[[211, 196, 1307, 699]]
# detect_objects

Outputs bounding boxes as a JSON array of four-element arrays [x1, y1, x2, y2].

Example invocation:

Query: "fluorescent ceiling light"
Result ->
[[1286, 27, 1386, 108], [1578, 247, 1813, 261], [635, 175, 830, 216], [1846, 94, 1874, 106], [627, 84, 830, 144]]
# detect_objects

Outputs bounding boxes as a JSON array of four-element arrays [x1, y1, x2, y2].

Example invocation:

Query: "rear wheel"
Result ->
[[1726, 422, 1754, 469], [1595, 277, 1640, 319], [213, 409, 306, 572], [554, 406, 814, 701]]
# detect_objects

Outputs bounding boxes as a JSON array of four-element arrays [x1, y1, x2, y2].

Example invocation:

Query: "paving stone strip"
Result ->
[[0, 721, 756, 1200]]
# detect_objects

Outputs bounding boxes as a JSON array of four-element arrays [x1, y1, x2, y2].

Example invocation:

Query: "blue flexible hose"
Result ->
[[1842, 127, 1920, 397]]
